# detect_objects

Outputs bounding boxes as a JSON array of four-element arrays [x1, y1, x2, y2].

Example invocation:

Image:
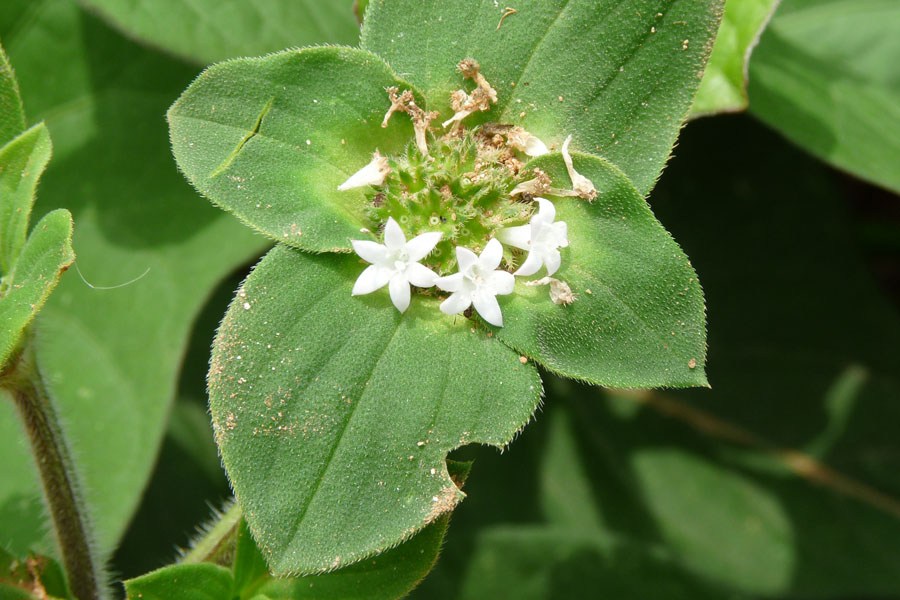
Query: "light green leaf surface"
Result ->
[[0, 209, 74, 368], [124, 563, 234, 600], [0, 123, 51, 274], [0, 43, 25, 146], [0, 0, 267, 557], [749, 0, 900, 193], [495, 154, 707, 388], [362, 0, 724, 195], [209, 245, 541, 574], [80, 0, 361, 65], [691, 0, 780, 118], [168, 46, 418, 252]]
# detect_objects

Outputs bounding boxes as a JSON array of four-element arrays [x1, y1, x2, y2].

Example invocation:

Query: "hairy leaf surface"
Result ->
[[169, 47, 418, 252], [362, 0, 725, 195], [495, 154, 707, 388], [210, 246, 541, 574]]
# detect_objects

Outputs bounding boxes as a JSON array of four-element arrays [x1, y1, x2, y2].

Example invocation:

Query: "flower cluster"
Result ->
[[340, 59, 594, 327]]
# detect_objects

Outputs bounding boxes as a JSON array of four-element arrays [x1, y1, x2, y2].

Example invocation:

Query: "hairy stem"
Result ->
[[181, 501, 241, 565], [2, 341, 104, 600]]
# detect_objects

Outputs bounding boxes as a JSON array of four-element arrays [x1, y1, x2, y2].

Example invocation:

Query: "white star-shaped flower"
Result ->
[[497, 197, 569, 276], [434, 238, 515, 327], [351, 217, 441, 313]]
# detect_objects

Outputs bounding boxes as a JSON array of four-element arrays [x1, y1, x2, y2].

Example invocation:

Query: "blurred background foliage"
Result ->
[[1, 0, 898, 597]]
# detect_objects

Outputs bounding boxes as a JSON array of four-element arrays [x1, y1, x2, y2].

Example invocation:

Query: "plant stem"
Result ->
[[181, 501, 242, 565], [2, 341, 104, 600]]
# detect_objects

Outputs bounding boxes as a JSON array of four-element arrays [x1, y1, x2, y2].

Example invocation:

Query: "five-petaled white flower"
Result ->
[[497, 197, 569, 276], [351, 217, 441, 313], [434, 238, 515, 327]]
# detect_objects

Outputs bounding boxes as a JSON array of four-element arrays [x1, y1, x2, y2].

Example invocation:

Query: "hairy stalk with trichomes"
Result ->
[[0, 336, 105, 600]]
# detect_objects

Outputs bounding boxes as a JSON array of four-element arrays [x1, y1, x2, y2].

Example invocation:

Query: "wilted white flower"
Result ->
[[561, 135, 597, 200], [337, 151, 391, 191], [434, 238, 515, 327], [506, 126, 549, 157], [351, 218, 441, 312]]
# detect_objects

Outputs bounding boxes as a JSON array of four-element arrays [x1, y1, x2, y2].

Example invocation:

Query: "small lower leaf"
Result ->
[[0, 209, 74, 368], [210, 246, 541, 575], [124, 563, 234, 600], [495, 154, 707, 388]]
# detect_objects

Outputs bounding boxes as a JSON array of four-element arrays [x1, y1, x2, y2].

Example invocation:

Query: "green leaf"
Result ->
[[0, 123, 51, 275], [494, 154, 707, 388], [209, 245, 541, 574], [80, 0, 361, 65], [0, 43, 25, 146], [0, 0, 267, 556], [236, 461, 466, 599], [457, 527, 735, 600], [124, 563, 234, 600], [0, 209, 74, 368], [748, 0, 900, 193], [168, 46, 418, 252], [361, 0, 725, 195], [690, 0, 780, 118]]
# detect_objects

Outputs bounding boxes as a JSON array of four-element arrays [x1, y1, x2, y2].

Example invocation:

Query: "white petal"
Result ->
[[351, 239, 388, 265], [434, 272, 465, 293], [389, 275, 411, 312], [534, 197, 556, 223], [406, 262, 438, 288], [553, 221, 569, 247], [544, 248, 562, 276], [496, 225, 531, 251], [352, 265, 392, 295], [455, 246, 479, 272], [479, 238, 504, 270], [489, 270, 516, 295], [337, 153, 390, 191], [473, 292, 503, 327], [514, 251, 543, 277], [440, 291, 472, 315], [405, 231, 442, 261], [383, 217, 407, 251]]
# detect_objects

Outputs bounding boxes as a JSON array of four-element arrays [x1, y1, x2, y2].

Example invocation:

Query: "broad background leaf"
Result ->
[[412, 116, 900, 599], [0, 209, 74, 368], [79, 0, 360, 65], [749, 0, 900, 193], [0, 0, 267, 558], [0, 123, 51, 275], [496, 154, 707, 388], [209, 246, 541, 574], [0, 43, 25, 145], [362, 0, 724, 196], [168, 47, 417, 253], [690, 0, 780, 118]]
